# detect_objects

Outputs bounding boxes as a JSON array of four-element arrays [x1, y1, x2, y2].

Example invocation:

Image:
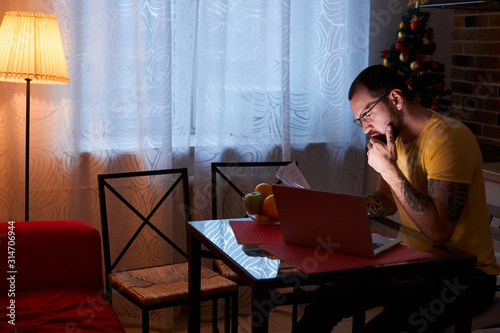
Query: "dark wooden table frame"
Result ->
[[188, 218, 476, 333]]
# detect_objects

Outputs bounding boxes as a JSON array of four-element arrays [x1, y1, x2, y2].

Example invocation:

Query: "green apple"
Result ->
[[243, 191, 265, 214]]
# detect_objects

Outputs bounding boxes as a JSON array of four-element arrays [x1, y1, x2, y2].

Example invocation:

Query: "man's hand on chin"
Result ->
[[367, 125, 398, 177]]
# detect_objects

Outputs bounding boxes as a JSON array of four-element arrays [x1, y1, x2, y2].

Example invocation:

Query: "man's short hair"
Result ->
[[348, 65, 415, 103]]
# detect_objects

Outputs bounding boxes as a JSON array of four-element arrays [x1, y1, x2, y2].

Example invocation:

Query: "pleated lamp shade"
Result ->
[[0, 11, 69, 84]]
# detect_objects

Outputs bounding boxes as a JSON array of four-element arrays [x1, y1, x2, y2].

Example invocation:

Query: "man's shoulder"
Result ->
[[427, 112, 475, 139], [431, 112, 470, 132], [422, 112, 483, 183]]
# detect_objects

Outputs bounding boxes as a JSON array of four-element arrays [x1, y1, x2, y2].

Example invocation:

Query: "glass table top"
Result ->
[[190, 218, 281, 279], [188, 217, 475, 281]]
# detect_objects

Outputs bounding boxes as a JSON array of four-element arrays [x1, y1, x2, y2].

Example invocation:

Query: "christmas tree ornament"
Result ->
[[410, 21, 420, 30], [406, 78, 414, 91], [410, 60, 421, 71], [434, 81, 444, 93], [400, 53, 409, 63], [396, 41, 405, 52], [410, 15, 421, 30], [430, 56, 440, 70]]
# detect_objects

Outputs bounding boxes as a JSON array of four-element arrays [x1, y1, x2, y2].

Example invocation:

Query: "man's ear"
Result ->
[[389, 89, 404, 110]]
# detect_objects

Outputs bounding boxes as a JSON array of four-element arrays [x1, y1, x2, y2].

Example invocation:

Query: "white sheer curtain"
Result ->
[[0, 0, 370, 328], [192, 0, 370, 221]]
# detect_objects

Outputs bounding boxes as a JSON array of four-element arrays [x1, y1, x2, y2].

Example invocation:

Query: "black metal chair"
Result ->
[[211, 161, 300, 325], [98, 168, 238, 333]]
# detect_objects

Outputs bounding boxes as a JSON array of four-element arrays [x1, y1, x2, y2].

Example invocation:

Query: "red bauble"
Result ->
[[434, 82, 445, 93], [396, 41, 405, 52]]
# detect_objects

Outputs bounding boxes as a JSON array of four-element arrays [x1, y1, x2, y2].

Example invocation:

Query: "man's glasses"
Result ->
[[352, 92, 390, 127]]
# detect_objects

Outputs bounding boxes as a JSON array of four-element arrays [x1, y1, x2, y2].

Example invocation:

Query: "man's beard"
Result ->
[[370, 123, 401, 144]]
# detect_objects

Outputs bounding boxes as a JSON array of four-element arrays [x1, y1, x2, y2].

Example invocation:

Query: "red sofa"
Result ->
[[0, 220, 125, 332]]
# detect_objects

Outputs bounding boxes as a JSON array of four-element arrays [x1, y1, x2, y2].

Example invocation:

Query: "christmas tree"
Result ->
[[381, 1, 450, 113]]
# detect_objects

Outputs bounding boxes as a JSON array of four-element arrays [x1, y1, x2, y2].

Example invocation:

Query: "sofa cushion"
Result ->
[[0, 220, 104, 293], [0, 287, 125, 332]]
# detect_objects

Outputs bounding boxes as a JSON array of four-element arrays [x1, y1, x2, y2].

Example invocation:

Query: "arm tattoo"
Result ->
[[428, 179, 469, 222], [401, 179, 431, 212], [364, 192, 389, 217]]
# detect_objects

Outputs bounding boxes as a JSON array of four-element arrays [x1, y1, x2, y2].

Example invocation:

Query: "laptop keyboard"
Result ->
[[373, 243, 384, 250]]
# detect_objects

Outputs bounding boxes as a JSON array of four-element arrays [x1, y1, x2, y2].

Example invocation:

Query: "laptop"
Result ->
[[272, 185, 401, 258]]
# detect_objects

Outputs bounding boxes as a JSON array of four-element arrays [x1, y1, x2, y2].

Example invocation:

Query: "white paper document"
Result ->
[[276, 162, 311, 189]]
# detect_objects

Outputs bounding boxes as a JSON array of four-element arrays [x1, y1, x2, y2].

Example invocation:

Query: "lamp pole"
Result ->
[[25, 78, 31, 221]]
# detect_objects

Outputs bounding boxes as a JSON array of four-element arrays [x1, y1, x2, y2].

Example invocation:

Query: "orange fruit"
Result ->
[[262, 194, 278, 218], [255, 213, 272, 224], [254, 183, 273, 198]]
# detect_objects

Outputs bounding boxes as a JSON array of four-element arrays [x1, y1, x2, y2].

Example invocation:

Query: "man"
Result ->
[[292, 65, 499, 332]]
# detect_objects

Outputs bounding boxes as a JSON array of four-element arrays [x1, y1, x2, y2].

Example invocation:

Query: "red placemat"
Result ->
[[259, 243, 433, 274], [229, 220, 284, 244]]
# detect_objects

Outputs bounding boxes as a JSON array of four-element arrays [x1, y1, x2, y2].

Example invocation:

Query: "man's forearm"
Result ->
[[382, 166, 435, 224], [381, 166, 457, 245]]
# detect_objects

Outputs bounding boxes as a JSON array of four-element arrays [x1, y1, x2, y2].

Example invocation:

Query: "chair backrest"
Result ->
[[488, 203, 500, 226], [487, 204, 500, 290], [98, 168, 191, 277], [488, 203, 500, 254], [211, 161, 295, 219], [488, 204, 500, 242]]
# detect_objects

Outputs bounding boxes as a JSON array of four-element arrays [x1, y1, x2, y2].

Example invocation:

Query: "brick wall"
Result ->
[[451, 10, 500, 162]]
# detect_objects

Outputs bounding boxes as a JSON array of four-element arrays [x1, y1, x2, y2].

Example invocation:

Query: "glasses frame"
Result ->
[[352, 91, 390, 127]]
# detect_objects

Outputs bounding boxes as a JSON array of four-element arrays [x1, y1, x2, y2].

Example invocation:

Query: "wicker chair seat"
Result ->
[[214, 259, 241, 281], [108, 262, 238, 306]]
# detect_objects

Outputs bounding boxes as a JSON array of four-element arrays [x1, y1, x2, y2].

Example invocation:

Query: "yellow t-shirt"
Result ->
[[394, 112, 499, 276]]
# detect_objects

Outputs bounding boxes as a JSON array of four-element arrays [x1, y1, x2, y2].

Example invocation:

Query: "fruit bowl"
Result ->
[[242, 196, 279, 226]]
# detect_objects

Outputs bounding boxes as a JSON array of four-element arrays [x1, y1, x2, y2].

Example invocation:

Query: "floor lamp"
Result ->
[[0, 11, 69, 221]]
